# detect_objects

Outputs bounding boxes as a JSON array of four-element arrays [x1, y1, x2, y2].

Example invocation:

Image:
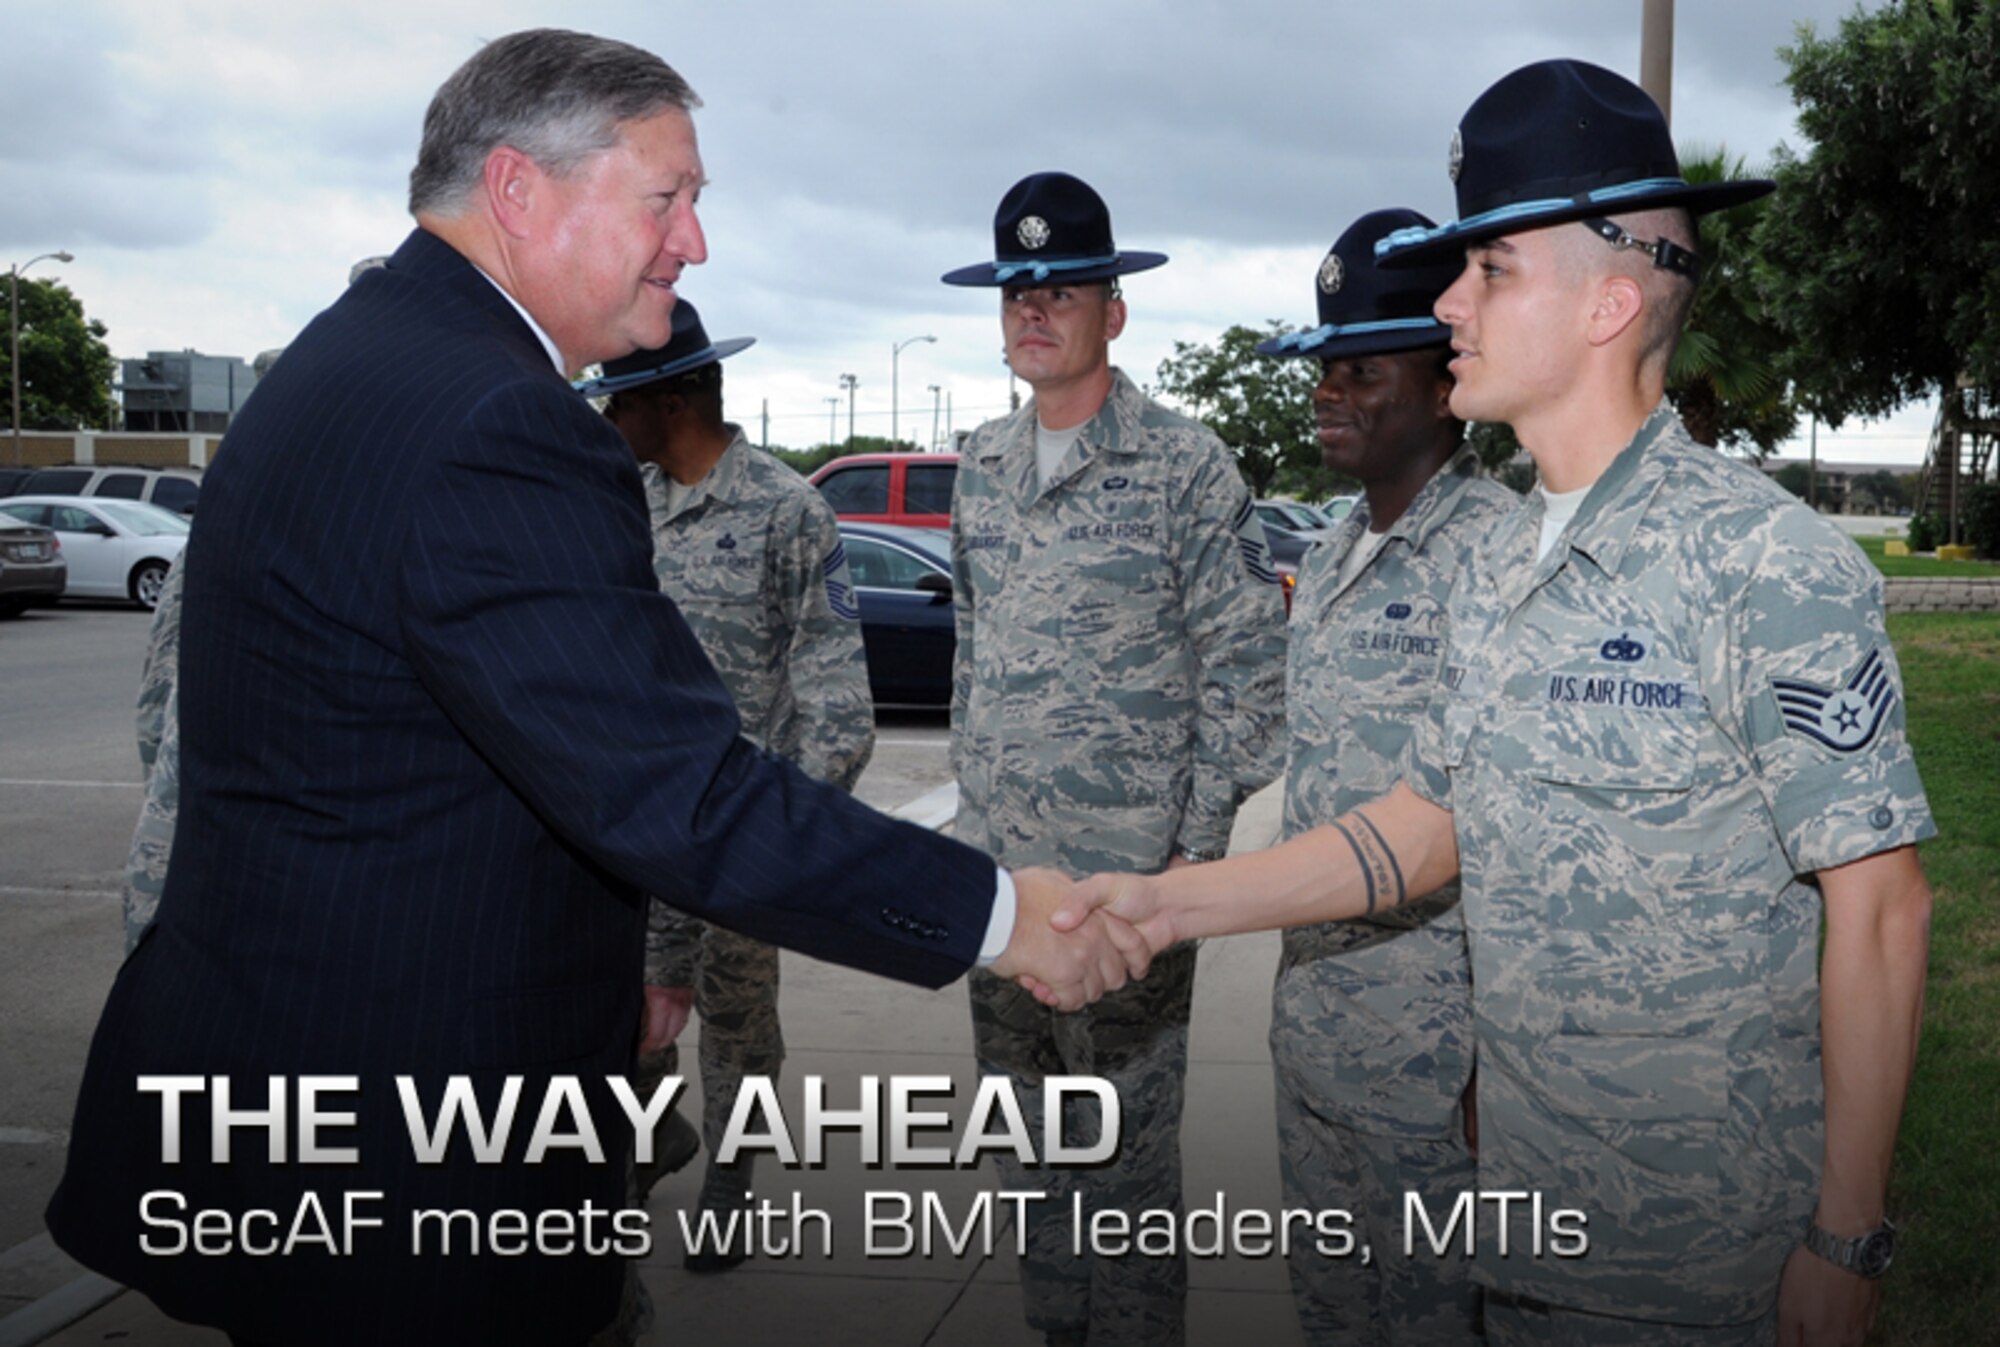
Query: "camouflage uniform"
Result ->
[[1404, 404, 1935, 1330], [123, 555, 186, 953], [1274, 447, 1513, 1345], [632, 430, 875, 1168], [951, 368, 1287, 1346]]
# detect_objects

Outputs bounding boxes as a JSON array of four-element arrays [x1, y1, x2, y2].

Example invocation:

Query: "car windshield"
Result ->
[[97, 500, 192, 536]]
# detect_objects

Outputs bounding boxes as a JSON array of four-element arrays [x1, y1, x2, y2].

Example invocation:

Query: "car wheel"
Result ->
[[130, 560, 170, 611]]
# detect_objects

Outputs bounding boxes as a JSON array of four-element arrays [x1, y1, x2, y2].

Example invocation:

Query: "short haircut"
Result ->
[[409, 29, 700, 217], [1559, 207, 1698, 375]]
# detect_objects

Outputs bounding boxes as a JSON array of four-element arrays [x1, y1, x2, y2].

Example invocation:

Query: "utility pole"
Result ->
[[1640, 0, 1674, 125], [839, 373, 858, 444], [825, 396, 840, 449], [1808, 413, 1818, 511], [945, 390, 953, 446], [928, 385, 942, 453], [761, 398, 769, 451]]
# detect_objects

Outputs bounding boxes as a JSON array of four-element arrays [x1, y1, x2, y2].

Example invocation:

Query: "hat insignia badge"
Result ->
[[1017, 215, 1052, 250], [1317, 252, 1345, 295], [1448, 128, 1464, 184]]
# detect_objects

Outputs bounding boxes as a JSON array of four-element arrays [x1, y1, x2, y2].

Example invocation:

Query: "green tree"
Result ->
[[1754, 1, 2000, 425], [2, 277, 114, 431], [1667, 146, 1798, 457], [1771, 461, 1813, 500], [1151, 321, 1316, 496], [1849, 469, 1910, 515]]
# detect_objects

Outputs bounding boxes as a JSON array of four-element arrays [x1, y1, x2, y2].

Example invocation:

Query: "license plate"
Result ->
[[9, 543, 46, 561]]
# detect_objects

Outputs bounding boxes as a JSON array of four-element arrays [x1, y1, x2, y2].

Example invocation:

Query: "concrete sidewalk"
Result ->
[[18, 786, 1308, 1347]]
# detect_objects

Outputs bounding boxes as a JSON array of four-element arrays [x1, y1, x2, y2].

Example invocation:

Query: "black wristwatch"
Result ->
[[1802, 1217, 1896, 1279]]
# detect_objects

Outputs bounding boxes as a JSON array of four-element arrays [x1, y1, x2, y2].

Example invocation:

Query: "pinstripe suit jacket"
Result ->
[[47, 228, 994, 1346]]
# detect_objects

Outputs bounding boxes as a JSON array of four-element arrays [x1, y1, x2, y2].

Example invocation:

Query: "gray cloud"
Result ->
[[2, 0, 1921, 461]]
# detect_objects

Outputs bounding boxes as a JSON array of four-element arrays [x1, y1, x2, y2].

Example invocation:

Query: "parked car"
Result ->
[[1319, 494, 1358, 523], [0, 496, 188, 609], [1262, 520, 1314, 613], [811, 453, 958, 529], [1257, 498, 1339, 541], [1, 465, 202, 515], [837, 521, 956, 706], [0, 518, 65, 618]]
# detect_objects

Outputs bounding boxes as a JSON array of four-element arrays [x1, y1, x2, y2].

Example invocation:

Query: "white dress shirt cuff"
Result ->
[[977, 868, 1018, 966]]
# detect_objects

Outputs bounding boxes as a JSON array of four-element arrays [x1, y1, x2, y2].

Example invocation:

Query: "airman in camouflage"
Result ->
[[943, 172, 1287, 1347], [123, 555, 185, 952], [589, 302, 875, 1271], [1382, 63, 1935, 1342], [1066, 61, 1936, 1347], [1258, 209, 1516, 1345], [1402, 402, 1932, 1332]]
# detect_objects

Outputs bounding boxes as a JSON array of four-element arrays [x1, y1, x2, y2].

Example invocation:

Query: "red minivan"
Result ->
[[809, 452, 959, 530]]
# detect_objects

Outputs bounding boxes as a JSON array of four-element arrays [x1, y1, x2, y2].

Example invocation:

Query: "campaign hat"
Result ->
[[1376, 59, 1773, 270], [574, 299, 754, 398], [941, 171, 1167, 287], [1258, 209, 1456, 361]]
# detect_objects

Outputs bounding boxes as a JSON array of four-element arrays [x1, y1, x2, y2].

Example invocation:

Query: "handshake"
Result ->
[[986, 866, 1183, 1012]]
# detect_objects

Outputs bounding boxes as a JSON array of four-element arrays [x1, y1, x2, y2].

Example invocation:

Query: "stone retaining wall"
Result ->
[[1883, 578, 2000, 613]]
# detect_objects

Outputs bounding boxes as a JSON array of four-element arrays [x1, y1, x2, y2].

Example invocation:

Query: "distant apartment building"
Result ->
[[117, 350, 259, 433]]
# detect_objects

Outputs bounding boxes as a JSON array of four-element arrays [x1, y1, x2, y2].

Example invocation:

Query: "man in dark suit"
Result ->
[[46, 29, 1142, 1347]]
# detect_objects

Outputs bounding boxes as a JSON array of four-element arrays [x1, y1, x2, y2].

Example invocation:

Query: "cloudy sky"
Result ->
[[0, 0, 1930, 463]]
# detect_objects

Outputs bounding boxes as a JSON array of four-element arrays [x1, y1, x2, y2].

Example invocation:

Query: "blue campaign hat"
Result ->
[[573, 299, 755, 398], [941, 172, 1167, 287], [1376, 59, 1773, 271], [1257, 209, 1456, 361]]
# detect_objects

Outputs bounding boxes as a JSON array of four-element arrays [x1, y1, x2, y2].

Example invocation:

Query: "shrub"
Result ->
[[1963, 482, 2000, 559]]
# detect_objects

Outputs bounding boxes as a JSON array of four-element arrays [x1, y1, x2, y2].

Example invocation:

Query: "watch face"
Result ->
[[1858, 1228, 1896, 1277]]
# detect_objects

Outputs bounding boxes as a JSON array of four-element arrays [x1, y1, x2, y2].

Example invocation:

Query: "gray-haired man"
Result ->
[[48, 32, 1143, 1347]]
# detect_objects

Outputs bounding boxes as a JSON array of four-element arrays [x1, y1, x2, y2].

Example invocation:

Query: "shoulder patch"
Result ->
[[1231, 496, 1280, 586], [823, 540, 861, 621], [1771, 646, 1896, 753]]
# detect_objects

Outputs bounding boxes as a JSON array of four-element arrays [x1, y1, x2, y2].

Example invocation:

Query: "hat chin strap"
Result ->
[[1578, 217, 1702, 282]]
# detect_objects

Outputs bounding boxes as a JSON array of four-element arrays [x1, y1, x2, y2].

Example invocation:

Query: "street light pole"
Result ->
[[891, 334, 936, 449], [838, 373, 858, 444], [928, 385, 942, 453], [9, 250, 73, 467]]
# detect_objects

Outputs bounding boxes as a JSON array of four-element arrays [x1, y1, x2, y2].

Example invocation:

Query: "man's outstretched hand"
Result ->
[[989, 867, 1151, 1011], [1012, 872, 1178, 1009]]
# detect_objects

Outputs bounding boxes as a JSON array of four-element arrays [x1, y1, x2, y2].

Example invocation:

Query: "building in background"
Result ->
[[117, 351, 259, 433]]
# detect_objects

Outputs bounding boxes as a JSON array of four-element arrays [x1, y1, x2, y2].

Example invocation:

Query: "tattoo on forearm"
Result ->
[[1352, 809, 1406, 909], [1332, 811, 1405, 915]]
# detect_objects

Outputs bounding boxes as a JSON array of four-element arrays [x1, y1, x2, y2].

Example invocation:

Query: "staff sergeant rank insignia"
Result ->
[[1772, 646, 1897, 753]]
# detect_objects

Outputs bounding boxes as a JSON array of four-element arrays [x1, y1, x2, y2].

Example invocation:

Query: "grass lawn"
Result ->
[[1878, 612, 2000, 1345], [1853, 534, 2000, 578]]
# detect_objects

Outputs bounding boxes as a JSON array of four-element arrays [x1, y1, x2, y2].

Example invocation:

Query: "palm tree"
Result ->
[[1667, 146, 1798, 456]]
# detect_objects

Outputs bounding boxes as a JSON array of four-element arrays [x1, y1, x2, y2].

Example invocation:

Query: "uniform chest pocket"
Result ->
[[1528, 677, 1701, 793], [1055, 527, 1174, 652]]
